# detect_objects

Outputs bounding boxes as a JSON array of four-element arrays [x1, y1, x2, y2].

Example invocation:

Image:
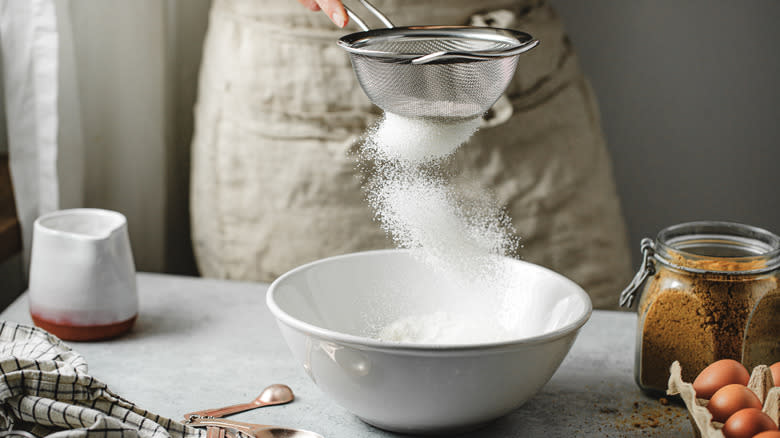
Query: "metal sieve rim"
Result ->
[[337, 26, 537, 63]]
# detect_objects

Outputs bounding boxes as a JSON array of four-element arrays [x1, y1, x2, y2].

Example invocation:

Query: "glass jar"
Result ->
[[620, 221, 780, 394]]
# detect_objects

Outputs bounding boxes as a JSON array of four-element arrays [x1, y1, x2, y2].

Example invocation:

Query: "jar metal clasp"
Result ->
[[619, 238, 656, 308]]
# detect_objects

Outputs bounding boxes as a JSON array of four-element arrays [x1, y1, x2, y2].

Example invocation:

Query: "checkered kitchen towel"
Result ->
[[0, 321, 205, 438]]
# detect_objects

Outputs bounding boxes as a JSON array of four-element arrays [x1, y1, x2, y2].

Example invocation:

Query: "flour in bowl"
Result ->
[[378, 311, 516, 345]]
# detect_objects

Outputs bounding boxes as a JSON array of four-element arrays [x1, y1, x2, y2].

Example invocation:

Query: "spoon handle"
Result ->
[[188, 418, 324, 438], [186, 416, 271, 431], [185, 402, 264, 419]]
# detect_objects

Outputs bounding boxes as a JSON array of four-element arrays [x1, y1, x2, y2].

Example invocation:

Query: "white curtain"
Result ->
[[1, 0, 211, 274], [0, 0, 59, 271]]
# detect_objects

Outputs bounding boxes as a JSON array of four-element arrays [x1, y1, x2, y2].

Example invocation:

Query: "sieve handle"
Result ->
[[410, 39, 540, 65], [344, 6, 370, 31], [343, 0, 395, 31]]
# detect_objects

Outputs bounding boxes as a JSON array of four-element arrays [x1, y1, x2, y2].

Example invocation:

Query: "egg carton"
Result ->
[[667, 361, 779, 438]]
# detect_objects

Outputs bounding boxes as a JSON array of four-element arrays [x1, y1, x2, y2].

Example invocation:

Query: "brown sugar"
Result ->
[[667, 254, 768, 273], [637, 257, 779, 392], [610, 398, 687, 435]]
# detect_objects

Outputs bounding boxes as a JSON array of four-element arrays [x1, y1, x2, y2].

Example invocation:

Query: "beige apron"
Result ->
[[190, 0, 632, 309]]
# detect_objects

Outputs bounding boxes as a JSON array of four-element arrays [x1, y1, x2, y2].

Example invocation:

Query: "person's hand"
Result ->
[[297, 0, 348, 28]]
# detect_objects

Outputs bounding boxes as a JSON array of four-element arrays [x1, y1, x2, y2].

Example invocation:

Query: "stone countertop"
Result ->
[[0, 273, 690, 437]]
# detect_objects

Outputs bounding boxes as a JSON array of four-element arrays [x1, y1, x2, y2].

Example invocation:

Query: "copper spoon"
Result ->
[[186, 416, 323, 438], [184, 384, 294, 419]]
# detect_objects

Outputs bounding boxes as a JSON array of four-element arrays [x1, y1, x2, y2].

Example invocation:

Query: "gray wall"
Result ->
[[551, 0, 780, 264]]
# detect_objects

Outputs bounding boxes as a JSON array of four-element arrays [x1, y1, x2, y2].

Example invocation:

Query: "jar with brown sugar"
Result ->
[[620, 221, 780, 394]]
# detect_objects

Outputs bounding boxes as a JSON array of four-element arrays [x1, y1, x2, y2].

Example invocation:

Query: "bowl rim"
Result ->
[[266, 249, 593, 353]]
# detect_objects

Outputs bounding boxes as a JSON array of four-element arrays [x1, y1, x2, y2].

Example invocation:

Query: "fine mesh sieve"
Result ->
[[338, 1, 539, 120]]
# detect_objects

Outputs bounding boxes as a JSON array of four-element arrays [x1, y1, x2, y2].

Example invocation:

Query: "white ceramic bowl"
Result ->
[[266, 250, 591, 434]]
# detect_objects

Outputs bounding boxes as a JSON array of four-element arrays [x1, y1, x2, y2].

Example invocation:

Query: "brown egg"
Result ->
[[771, 362, 780, 387], [722, 408, 778, 438], [693, 359, 750, 399], [754, 431, 780, 438], [707, 384, 763, 423]]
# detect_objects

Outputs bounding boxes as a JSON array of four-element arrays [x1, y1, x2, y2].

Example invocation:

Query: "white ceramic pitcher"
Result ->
[[28, 208, 138, 341]]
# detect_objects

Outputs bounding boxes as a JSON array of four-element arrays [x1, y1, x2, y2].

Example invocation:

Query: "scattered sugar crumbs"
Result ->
[[577, 397, 689, 437], [614, 399, 687, 435]]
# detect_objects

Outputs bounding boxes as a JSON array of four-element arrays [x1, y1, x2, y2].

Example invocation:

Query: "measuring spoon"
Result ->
[[184, 384, 294, 419], [186, 416, 323, 438]]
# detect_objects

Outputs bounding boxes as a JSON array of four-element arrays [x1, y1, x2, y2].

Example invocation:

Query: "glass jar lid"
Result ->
[[620, 221, 780, 308], [655, 221, 780, 275]]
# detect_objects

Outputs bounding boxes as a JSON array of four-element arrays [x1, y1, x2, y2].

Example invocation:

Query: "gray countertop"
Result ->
[[0, 273, 691, 437]]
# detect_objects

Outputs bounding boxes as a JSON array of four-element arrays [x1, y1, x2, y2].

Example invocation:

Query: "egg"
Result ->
[[707, 384, 763, 423], [693, 359, 750, 399], [771, 362, 780, 387], [754, 432, 780, 438], [722, 408, 778, 438]]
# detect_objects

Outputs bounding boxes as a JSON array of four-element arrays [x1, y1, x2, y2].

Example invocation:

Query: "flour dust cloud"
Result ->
[[359, 112, 523, 345]]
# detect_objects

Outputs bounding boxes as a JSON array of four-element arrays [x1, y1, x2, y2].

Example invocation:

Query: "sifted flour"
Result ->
[[366, 169, 517, 281], [365, 113, 482, 163], [359, 111, 521, 344], [377, 311, 516, 345]]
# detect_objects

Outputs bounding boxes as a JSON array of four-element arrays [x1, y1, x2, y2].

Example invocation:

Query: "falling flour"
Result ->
[[365, 113, 482, 163], [367, 170, 516, 281], [359, 111, 522, 345]]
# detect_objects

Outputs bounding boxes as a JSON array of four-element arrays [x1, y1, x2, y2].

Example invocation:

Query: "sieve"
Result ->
[[338, 0, 539, 120]]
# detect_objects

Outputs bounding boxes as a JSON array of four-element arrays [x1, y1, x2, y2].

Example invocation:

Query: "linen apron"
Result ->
[[190, 0, 632, 309]]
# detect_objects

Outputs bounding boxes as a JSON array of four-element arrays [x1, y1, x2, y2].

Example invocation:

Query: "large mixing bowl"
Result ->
[[266, 249, 591, 434]]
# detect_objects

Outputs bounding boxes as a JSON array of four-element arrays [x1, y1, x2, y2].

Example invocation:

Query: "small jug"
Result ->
[[28, 208, 138, 341]]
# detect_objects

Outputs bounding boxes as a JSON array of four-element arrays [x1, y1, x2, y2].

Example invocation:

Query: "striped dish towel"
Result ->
[[0, 321, 205, 438]]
